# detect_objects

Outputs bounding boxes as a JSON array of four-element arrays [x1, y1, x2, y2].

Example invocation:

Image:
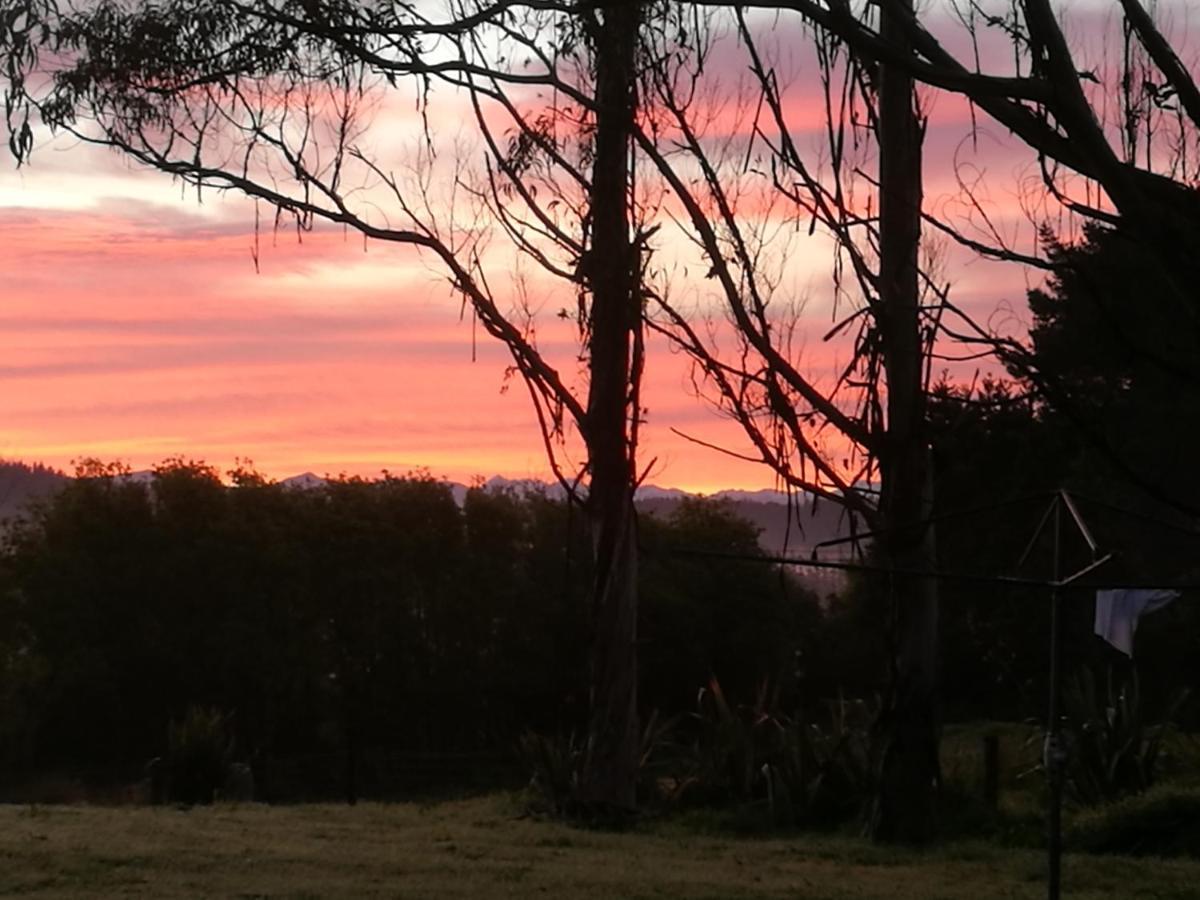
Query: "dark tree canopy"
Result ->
[[0, 463, 826, 797]]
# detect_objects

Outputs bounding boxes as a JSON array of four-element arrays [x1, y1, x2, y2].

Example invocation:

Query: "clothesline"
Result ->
[[644, 544, 1200, 591]]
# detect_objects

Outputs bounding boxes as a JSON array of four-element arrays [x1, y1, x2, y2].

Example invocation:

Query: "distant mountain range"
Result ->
[[478, 477, 859, 560]]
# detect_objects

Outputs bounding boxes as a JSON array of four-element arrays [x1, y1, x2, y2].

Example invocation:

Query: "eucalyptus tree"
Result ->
[[720, 1, 1200, 508], [715, 1, 1200, 276], [629, 3, 939, 836], [3, 0, 654, 810], [4, 0, 961, 831]]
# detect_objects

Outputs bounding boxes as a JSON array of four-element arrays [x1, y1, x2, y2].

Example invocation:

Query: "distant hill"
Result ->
[[473, 477, 861, 592], [0, 461, 69, 521], [636, 494, 859, 595], [635, 494, 855, 557]]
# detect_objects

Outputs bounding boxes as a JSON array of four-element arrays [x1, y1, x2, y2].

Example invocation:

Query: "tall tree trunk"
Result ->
[[871, 0, 939, 842], [579, 0, 641, 813]]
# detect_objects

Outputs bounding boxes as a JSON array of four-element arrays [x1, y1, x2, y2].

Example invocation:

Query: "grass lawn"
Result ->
[[1, 794, 1198, 898]]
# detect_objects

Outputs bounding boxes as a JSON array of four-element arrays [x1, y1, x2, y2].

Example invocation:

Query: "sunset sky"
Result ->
[[0, 13, 1058, 493]]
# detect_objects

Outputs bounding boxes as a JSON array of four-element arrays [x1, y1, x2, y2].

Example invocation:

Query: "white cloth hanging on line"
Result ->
[[1094, 589, 1180, 657]]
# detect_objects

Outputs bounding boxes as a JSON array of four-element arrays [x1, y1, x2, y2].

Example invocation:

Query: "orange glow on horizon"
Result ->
[[2, 188, 855, 493]]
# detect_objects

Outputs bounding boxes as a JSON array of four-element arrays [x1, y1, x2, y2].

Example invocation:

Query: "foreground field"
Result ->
[[1, 794, 1196, 899]]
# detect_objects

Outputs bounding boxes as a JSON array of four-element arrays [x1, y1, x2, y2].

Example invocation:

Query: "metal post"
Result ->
[[1012, 489, 1111, 900], [1046, 497, 1063, 900], [983, 733, 999, 810]]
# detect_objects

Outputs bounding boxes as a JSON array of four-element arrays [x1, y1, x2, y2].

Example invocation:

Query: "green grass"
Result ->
[[2, 794, 1199, 898], [1069, 785, 1200, 857], [940, 722, 1041, 799]]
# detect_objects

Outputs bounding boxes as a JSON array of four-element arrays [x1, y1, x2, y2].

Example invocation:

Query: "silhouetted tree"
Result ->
[[3, 0, 653, 809], [1012, 225, 1200, 513]]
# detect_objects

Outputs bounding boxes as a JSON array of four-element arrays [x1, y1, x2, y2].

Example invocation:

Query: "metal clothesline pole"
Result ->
[[1008, 490, 1111, 900], [1047, 498, 1064, 900]]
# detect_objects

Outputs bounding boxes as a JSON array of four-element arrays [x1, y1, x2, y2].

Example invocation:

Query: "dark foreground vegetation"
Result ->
[[2, 435, 1199, 844], [0, 459, 828, 804]]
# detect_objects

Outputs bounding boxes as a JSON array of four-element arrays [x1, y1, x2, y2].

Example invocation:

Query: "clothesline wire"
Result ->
[[640, 543, 1200, 591], [807, 489, 1200, 556], [806, 491, 1050, 554]]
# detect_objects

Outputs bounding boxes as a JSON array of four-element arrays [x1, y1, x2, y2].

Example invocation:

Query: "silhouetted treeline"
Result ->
[[0, 460, 823, 797], [2, 418, 1196, 801]]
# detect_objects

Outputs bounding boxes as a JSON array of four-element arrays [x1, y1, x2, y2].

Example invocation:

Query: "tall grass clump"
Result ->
[[674, 678, 874, 830]]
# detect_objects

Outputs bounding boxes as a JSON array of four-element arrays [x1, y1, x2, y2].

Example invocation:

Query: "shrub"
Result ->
[[1060, 667, 1188, 805], [519, 711, 682, 820], [165, 706, 235, 805], [518, 730, 585, 817], [676, 678, 873, 828], [637, 709, 685, 804], [793, 693, 875, 825]]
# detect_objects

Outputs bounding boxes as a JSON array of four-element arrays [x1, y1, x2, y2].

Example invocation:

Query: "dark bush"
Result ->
[[517, 730, 586, 817], [674, 678, 873, 829], [166, 706, 234, 805], [1060, 667, 1188, 805]]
